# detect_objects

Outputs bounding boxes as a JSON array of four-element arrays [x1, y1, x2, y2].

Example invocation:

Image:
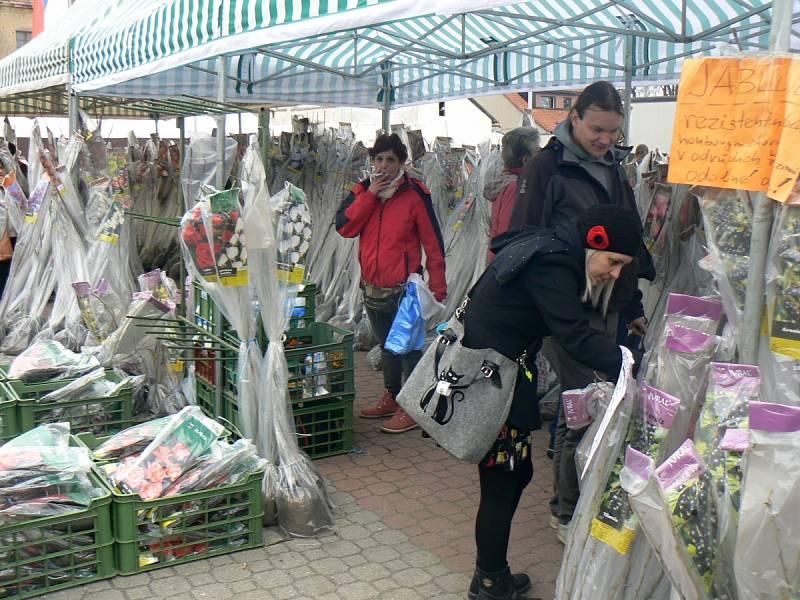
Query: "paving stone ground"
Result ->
[[45, 350, 562, 600]]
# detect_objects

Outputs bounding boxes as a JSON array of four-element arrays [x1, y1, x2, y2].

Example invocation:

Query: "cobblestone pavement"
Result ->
[[46, 350, 562, 600]]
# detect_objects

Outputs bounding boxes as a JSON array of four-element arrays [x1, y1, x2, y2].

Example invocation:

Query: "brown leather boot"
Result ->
[[380, 409, 419, 433], [359, 389, 398, 418]]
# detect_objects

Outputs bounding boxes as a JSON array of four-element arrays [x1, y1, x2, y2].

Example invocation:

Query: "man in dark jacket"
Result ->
[[509, 81, 653, 542], [337, 133, 447, 434]]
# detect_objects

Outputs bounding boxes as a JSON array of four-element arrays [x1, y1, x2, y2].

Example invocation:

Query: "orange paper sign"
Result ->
[[668, 56, 800, 201]]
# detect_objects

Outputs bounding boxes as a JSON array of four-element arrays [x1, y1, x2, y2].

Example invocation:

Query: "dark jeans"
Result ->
[[542, 311, 619, 523], [475, 456, 534, 572], [365, 304, 422, 397]]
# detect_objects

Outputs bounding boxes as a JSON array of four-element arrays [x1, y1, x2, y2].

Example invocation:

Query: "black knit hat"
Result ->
[[577, 205, 642, 257]]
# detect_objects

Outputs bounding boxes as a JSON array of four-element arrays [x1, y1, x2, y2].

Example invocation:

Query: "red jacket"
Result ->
[[336, 174, 447, 300], [486, 166, 521, 262]]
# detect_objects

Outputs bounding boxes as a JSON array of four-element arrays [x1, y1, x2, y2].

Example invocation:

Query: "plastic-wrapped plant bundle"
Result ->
[[0, 423, 103, 522], [243, 142, 333, 536], [8, 340, 100, 383], [92, 416, 171, 460], [180, 179, 259, 424], [97, 292, 173, 368], [560, 379, 680, 599], [72, 280, 120, 344], [623, 443, 712, 600], [109, 406, 224, 500], [650, 323, 719, 457], [763, 203, 800, 407], [693, 362, 760, 598], [556, 348, 637, 599], [733, 401, 800, 599], [163, 438, 266, 497], [574, 382, 615, 480], [643, 293, 723, 382], [697, 187, 751, 333]]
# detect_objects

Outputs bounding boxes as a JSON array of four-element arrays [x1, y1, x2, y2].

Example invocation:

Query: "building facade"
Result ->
[[0, 0, 32, 60]]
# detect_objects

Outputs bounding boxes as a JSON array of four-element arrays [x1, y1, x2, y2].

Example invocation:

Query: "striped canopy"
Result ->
[[24, 1, 800, 110], [70, 0, 786, 108]]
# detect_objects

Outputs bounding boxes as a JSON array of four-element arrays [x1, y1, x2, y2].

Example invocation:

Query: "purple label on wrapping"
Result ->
[[624, 446, 653, 480], [655, 439, 704, 491], [563, 389, 592, 429], [711, 362, 760, 381], [665, 324, 715, 353], [95, 278, 110, 296], [71, 282, 91, 297], [144, 269, 162, 285], [749, 401, 800, 433], [666, 293, 723, 320], [640, 383, 680, 428], [720, 428, 749, 452]]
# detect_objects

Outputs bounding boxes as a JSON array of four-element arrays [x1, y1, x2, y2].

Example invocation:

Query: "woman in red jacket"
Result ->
[[336, 134, 447, 433], [484, 127, 540, 263]]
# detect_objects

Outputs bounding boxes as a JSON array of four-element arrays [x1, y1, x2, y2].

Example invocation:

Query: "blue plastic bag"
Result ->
[[384, 282, 426, 355]]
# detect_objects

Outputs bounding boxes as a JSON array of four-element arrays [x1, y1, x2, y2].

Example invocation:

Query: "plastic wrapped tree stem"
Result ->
[[734, 401, 800, 599], [242, 139, 333, 537]]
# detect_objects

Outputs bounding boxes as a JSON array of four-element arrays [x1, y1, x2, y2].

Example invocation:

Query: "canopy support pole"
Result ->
[[177, 116, 186, 209], [259, 107, 270, 185], [381, 60, 391, 133], [740, 0, 791, 363], [214, 56, 227, 419], [215, 57, 227, 190], [623, 33, 633, 142]]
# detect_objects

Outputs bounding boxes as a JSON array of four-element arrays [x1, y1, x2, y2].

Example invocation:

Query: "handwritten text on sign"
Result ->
[[668, 57, 800, 202]]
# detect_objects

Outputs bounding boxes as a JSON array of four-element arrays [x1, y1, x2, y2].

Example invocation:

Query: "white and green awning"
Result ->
[[69, 0, 787, 108], [0, 0, 126, 98]]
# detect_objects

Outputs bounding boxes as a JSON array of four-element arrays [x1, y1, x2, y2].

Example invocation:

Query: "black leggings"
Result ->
[[475, 456, 534, 572]]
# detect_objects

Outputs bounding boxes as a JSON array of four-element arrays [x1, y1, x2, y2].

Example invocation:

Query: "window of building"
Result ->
[[15, 31, 31, 49], [538, 95, 555, 109], [563, 97, 573, 109]]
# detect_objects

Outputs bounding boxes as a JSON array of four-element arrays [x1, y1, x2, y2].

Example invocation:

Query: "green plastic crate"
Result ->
[[1, 367, 136, 438], [294, 395, 354, 459], [77, 433, 264, 575], [221, 322, 354, 445], [0, 470, 114, 599], [0, 384, 18, 444], [191, 281, 218, 334]]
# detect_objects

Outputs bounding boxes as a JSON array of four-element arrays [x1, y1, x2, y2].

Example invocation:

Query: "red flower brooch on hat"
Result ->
[[586, 225, 610, 250]]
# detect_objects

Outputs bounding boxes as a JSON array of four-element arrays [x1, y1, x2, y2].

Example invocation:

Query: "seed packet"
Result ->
[[93, 416, 172, 461], [110, 407, 224, 500]]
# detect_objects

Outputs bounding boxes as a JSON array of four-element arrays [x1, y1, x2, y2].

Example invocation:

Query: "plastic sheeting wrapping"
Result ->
[[241, 140, 333, 537], [762, 202, 800, 406], [556, 348, 638, 599], [734, 401, 800, 599]]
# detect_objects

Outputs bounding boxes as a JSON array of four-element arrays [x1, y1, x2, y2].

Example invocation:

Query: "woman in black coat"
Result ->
[[462, 204, 643, 600]]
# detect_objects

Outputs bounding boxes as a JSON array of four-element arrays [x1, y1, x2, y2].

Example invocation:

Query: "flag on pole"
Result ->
[[32, 0, 70, 37]]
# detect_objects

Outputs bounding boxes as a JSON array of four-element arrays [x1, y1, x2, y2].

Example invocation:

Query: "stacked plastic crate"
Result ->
[[193, 282, 355, 459]]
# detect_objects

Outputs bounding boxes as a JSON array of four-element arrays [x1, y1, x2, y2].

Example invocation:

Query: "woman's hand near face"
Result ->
[[368, 171, 392, 196]]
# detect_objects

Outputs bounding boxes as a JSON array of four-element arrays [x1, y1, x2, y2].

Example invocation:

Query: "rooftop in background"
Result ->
[[0, 1, 32, 8], [532, 109, 569, 134]]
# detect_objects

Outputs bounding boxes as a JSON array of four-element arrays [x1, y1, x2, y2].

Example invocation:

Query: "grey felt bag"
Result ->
[[396, 299, 519, 463]]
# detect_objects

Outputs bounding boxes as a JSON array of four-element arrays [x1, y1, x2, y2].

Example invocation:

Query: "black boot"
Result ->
[[468, 566, 531, 600]]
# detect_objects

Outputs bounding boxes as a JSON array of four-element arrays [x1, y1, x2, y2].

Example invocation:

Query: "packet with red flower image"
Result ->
[[110, 406, 223, 500], [93, 416, 172, 461], [181, 188, 247, 287], [162, 438, 265, 497]]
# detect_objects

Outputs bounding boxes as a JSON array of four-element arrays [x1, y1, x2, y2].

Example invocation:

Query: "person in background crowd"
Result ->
[[633, 143, 649, 166], [509, 81, 653, 543], [463, 205, 644, 600], [483, 127, 540, 263], [336, 133, 447, 434]]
